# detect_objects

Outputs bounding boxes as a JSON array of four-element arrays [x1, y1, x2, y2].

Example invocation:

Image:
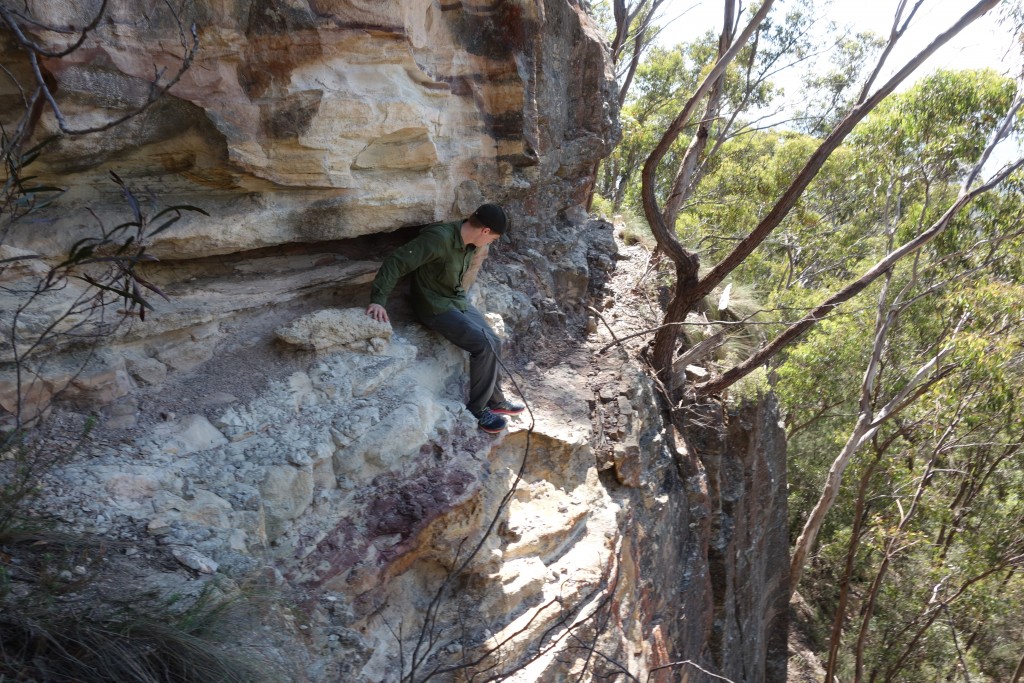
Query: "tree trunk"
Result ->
[[825, 449, 884, 681], [660, 0, 733, 228], [640, 0, 775, 384], [790, 412, 872, 590]]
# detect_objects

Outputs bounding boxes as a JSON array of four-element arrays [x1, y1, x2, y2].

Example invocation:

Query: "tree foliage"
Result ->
[[771, 69, 1024, 682]]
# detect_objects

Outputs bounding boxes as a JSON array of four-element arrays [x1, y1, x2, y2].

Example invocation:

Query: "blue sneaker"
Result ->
[[488, 400, 525, 416], [476, 408, 508, 434]]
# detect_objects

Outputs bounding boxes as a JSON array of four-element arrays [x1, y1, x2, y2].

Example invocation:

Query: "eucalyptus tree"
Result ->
[[787, 67, 1021, 586], [781, 203, 1024, 681], [634, 0, 1014, 391], [597, 2, 814, 214], [768, 69, 1024, 682], [602, 1, 1023, 674]]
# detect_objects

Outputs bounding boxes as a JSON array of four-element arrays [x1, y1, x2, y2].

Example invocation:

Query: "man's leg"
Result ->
[[423, 305, 504, 415]]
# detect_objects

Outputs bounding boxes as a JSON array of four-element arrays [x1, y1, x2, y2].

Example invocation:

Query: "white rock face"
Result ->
[[260, 465, 315, 542], [150, 489, 234, 530], [153, 414, 229, 456], [337, 386, 454, 478], [172, 547, 219, 574]]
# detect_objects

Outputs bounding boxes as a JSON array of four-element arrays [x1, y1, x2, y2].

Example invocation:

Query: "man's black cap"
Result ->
[[473, 203, 508, 234]]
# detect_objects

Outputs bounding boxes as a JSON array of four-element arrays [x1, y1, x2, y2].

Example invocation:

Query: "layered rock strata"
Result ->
[[13, 225, 790, 681], [3, 0, 616, 258]]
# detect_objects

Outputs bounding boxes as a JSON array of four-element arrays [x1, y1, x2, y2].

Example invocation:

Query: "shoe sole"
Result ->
[[479, 424, 506, 434], [489, 408, 525, 416]]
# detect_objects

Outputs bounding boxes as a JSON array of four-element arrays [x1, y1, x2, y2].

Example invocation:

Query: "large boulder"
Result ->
[[275, 307, 392, 352]]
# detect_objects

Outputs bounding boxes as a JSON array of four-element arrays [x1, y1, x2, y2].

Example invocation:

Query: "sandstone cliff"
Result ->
[[0, 1, 788, 680]]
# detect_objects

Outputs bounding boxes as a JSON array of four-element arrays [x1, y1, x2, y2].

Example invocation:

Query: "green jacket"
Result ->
[[369, 221, 476, 320]]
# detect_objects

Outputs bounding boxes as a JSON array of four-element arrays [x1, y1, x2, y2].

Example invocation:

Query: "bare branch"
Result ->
[[641, 0, 777, 266], [0, 0, 109, 60], [646, 659, 737, 683], [857, 0, 925, 101]]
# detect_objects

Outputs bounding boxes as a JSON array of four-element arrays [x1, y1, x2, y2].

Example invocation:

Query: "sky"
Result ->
[[651, 0, 1023, 165], [656, 0, 1022, 83]]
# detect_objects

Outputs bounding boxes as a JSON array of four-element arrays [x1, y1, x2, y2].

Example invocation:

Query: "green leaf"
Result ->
[[148, 215, 181, 238], [153, 203, 210, 218], [134, 275, 170, 302], [77, 274, 155, 310]]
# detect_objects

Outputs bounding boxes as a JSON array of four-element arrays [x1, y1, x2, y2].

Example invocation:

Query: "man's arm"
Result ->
[[461, 242, 489, 291], [366, 230, 443, 322]]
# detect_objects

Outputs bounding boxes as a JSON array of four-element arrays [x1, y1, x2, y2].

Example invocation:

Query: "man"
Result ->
[[366, 203, 525, 433]]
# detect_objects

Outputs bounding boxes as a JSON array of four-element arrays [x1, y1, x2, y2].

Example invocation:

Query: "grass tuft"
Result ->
[[0, 537, 284, 683]]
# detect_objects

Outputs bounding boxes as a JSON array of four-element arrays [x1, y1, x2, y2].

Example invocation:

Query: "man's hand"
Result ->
[[366, 303, 390, 324]]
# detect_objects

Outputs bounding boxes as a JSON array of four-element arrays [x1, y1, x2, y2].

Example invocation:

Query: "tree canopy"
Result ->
[[589, 0, 1024, 678]]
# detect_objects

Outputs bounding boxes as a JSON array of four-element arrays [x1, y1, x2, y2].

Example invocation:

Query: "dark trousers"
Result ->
[[422, 305, 505, 415]]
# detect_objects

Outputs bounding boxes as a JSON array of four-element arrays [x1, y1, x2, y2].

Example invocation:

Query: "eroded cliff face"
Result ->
[[4, 0, 615, 258], [0, 1, 788, 681]]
